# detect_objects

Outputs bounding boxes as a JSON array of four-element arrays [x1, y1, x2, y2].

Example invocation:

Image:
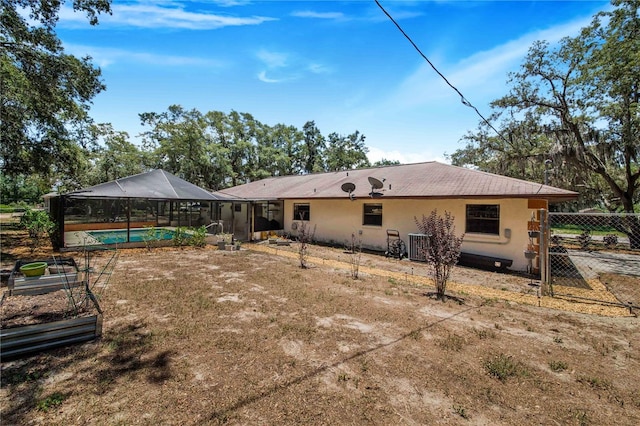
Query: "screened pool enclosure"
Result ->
[[49, 170, 240, 248]]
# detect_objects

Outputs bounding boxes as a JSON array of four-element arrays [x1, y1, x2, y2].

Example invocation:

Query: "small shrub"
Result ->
[[346, 232, 363, 279], [452, 405, 470, 420], [438, 333, 465, 351], [553, 336, 564, 344], [577, 375, 611, 390], [484, 353, 526, 382], [408, 329, 421, 340], [189, 226, 207, 248], [549, 360, 568, 372], [296, 219, 316, 269], [570, 408, 590, 426], [19, 208, 56, 253], [414, 210, 465, 301], [37, 392, 66, 412], [172, 227, 189, 248], [603, 234, 618, 249], [142, 226, 160, 251], [472, 328, 496, 339], [577, 229, 592, 251]]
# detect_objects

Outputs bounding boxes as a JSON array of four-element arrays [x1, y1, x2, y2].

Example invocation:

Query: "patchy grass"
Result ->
[[549, 360, 568, 372], [1, 241, 639, 425], [483, 353, 528, 382]]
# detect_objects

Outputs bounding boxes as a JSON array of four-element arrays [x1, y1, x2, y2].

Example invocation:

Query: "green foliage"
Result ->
[[373, 158, 401, 167], [549, 360, 568, 372], [300, 121, 326, 174], [449, 0, 640, 219], [0, 174, 50, 204], [484, 353, 527, 382], [139, 107, 369, 191], [37, 392, 66, 412], [85, 123, 146, 186], [19, 208, 56, 253], [414, 210, 465, 300], [172, 227, 189, 248], [1, 0, 111, 185], [324, 130, 370, 171], [189, 226, 208, 248], [142, 226, 160, 252], [169, 226, 207, 248]]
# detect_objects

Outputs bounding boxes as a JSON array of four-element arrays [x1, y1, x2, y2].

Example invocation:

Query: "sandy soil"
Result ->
[[1, 232, 639, 425]]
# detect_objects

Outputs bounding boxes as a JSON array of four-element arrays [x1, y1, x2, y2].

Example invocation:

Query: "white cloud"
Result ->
[[367, 146, 447, 165], [255, 49, 330, 83], [256, 49, 289, 68], [389, 14, 594, 111], [58, 2, 276, 30], [291, 10, 345, 20], [64, 43, 226, 68], [257, 71, 285, 84], [307, 63, 331, 74]]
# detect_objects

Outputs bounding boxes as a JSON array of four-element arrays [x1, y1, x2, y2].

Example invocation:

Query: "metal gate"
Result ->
[[546, 212, 640, 311]]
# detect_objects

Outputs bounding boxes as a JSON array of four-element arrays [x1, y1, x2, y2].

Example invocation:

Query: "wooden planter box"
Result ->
[[0, 314, 102, 360]]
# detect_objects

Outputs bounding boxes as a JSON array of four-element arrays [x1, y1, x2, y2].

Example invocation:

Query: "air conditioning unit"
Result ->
[[408, 233, 429, 262]]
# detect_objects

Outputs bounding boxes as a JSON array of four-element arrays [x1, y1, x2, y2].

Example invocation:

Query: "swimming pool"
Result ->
[[87, 228, 176, 244]]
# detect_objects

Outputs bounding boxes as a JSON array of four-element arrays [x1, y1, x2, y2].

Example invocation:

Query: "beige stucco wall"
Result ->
[[283, 198, 539, 272]]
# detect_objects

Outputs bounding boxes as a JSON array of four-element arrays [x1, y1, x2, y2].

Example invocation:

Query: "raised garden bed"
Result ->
[[7, 258, 81, 296], [0, 314, 102, 360], [2, 257, 102, 360]]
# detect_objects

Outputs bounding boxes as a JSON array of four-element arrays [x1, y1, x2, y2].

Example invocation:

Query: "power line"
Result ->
[[374, 0, 508, 144]]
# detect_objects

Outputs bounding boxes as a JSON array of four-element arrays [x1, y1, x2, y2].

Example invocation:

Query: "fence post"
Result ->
[[539, 209, 550, 296]]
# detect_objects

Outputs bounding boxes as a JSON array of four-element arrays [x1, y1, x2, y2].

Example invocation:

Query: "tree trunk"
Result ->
[[627, 216, 640, 250]]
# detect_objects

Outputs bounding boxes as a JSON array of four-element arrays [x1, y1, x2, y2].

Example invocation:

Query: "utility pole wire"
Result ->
[[374, 0, 508, 145]]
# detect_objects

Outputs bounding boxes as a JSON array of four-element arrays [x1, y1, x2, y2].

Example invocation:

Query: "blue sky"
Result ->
[[56, 0, 610, 164]]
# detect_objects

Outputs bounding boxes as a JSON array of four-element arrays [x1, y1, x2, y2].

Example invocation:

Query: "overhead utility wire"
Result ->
[[374, 0, 508, 145]]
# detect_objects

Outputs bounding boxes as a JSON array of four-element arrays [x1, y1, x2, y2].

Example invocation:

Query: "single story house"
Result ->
[[215, 161, 578, 272]]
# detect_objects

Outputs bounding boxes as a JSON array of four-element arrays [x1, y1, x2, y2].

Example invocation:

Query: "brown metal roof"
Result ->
[[214, 162, 578, 202]]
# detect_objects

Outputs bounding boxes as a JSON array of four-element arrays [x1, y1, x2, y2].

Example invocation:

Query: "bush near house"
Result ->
[[415, 210, 464, 301]]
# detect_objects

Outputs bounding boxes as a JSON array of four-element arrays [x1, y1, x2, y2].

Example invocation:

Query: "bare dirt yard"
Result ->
[[1, 231, 639, 425]]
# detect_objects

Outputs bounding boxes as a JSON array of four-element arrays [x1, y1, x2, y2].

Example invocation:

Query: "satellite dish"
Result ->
[[341, 182, 356, 193], [341, 182, 356, 201], [368, 177, 383, 189]]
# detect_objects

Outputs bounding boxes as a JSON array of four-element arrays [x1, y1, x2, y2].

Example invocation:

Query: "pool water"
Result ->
[[88, 228, 176, 244]]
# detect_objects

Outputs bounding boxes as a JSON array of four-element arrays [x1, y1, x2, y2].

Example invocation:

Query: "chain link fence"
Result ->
[[547, 212, 640, 312]]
